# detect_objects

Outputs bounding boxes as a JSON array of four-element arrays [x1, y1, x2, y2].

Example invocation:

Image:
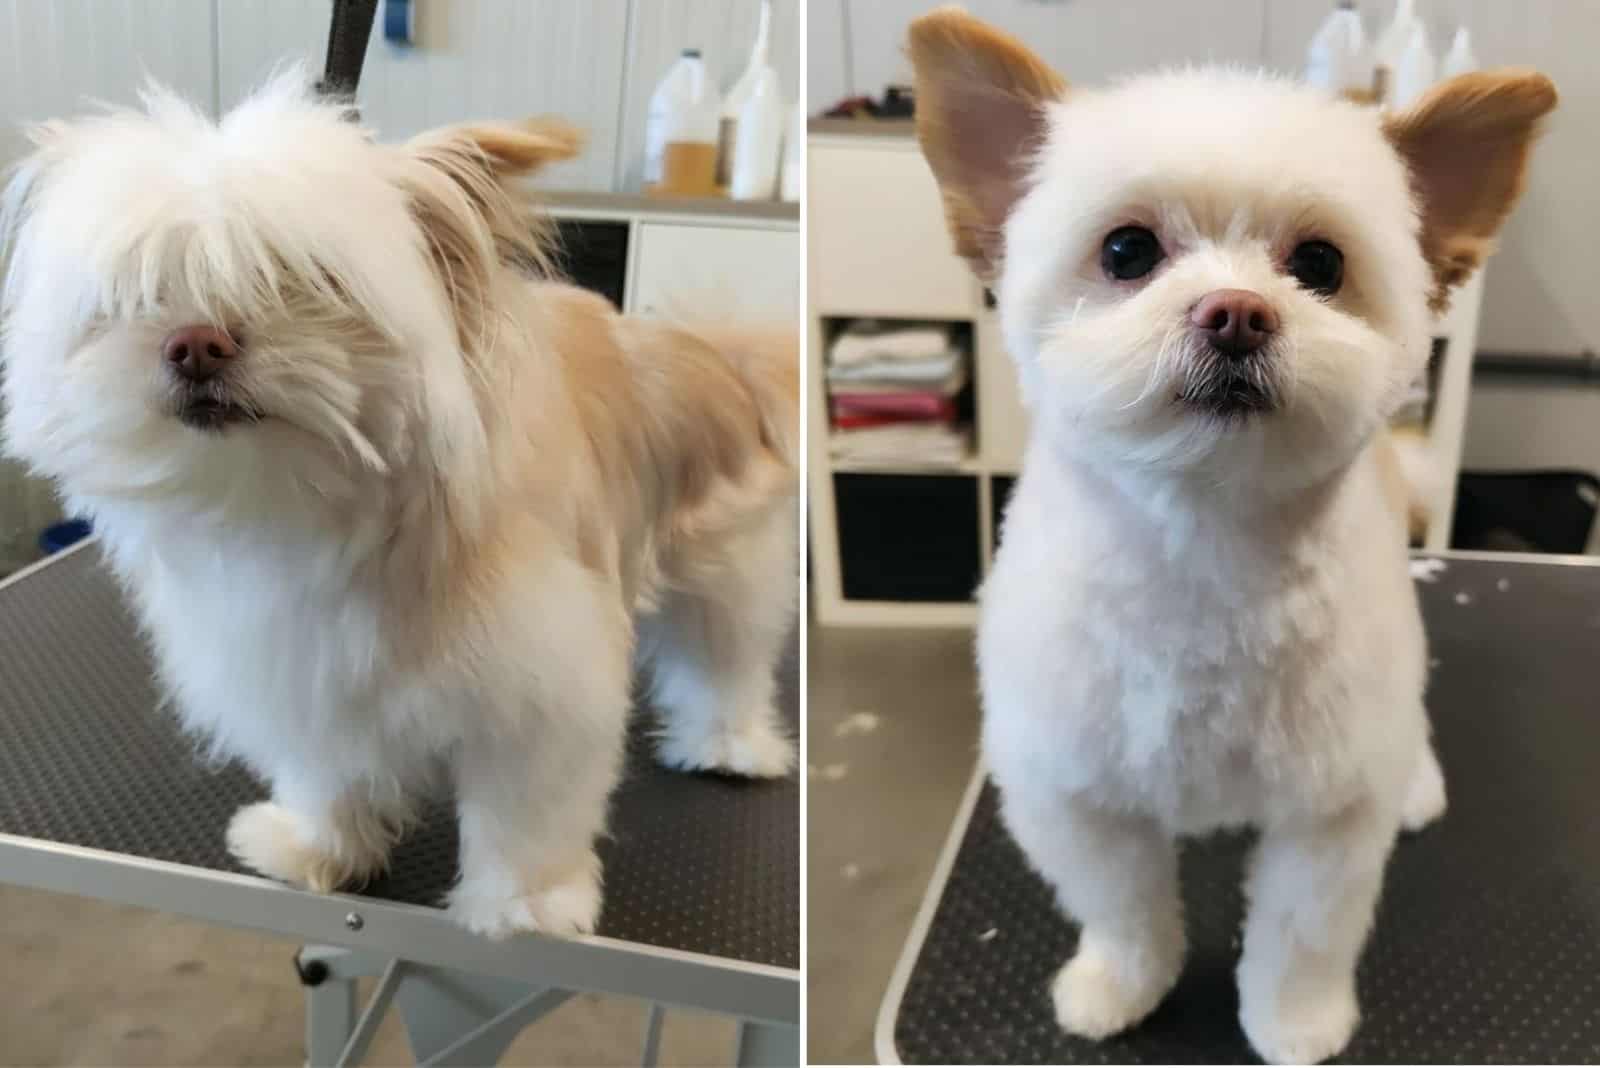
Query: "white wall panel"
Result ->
[[215, 0, 330, 110], [807, 0, 850, 113], [0, 0, 216, 165], [844, 0, 1269, 98], [618, 0, 800, 191], [216, 0, 629, 191], [359, 0, 628, 191]]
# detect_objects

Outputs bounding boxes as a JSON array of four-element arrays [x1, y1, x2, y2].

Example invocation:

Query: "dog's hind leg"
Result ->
[[640, 502, 797, 778]]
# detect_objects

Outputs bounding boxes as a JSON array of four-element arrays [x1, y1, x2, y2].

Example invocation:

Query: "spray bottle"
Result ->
[[718, 1, 775, 190]]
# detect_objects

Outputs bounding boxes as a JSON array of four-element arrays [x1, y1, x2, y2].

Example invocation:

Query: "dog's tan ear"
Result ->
[[410, 116, 585, 178], [907, 6, 1066, 280], [1384, 69, 1556, 311], [397, 119, 582, 363]]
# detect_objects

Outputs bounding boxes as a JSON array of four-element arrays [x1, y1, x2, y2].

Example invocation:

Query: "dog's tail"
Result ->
[[1381, 426, 1437, 543]]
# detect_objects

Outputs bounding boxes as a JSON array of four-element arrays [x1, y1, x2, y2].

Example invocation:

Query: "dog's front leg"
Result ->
[[1401, 738, 1447, 832], [1002, 786, 1185, 1040], [447, 707, 626, 939], [227, 770, 410, 893], [444, 554, 633, 940], [1237, 800, 1399, 1064]]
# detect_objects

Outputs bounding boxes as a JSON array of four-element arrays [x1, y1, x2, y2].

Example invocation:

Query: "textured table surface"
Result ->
[[889, 555, 1600, 1064], [0, 544, 799, 970]]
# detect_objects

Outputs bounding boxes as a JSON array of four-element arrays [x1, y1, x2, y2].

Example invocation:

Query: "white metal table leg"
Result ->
[[734, 1020, 800, 1067], [417, 987, 573, 1066], [298, 945, 378, 1067], [394, 962, 562, 1064], [305, 977, 357, 1067], [640, 1003, 666, 1067], [336, 959, 406, 1067]]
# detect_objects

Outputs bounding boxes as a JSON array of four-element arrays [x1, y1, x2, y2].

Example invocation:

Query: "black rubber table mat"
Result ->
[[0, 545, 798, 969], [893, 556, 1600, 1063]]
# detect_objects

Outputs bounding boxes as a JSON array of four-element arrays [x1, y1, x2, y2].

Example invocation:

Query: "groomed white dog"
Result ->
[[0, 73, 797, 939], [907, 8, 1553, 1063]]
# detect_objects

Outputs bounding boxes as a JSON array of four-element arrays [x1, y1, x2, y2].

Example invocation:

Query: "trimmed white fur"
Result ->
[[980, 71, 1445, 1063], [0, 73, 797, 939]]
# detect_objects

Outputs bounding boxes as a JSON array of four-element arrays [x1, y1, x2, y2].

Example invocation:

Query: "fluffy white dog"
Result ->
[[907, 8, 1553, 1062], [0, 73, 797, 939]]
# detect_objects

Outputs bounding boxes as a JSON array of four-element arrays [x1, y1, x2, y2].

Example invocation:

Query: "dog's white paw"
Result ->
[[1242, 985, 1359, 1065], [1401, 746, 1447, 832], [226, 802, 380, 893], [1051, 938, 1175, 1040], [657, 714, 795, 778], [449, 861, 603, 940]]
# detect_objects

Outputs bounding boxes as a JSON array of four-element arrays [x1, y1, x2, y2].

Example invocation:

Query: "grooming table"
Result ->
[[878, 552, 1600, 1065], [0, 541, 799, 1067]]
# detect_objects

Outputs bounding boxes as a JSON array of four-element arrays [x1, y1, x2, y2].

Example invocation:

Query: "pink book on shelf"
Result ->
[[829, 393, 957, 419]]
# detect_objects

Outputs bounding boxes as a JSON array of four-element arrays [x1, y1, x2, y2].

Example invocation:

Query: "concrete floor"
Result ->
[[805, 625, 981, 1066], [0, 885, 735, 1066]]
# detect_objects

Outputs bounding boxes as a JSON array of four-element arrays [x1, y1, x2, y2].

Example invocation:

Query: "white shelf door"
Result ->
[[629, 223, 799, 323]]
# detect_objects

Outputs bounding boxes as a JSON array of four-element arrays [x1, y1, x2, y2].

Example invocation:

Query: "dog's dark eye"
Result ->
[[1288, 240, 1344, 296], [1101, 226, 1165, 281]]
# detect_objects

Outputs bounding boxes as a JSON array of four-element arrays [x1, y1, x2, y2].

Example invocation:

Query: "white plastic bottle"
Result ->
[[1373, 0, 1418, 105], [731, 67, 785, 200], [779, 100, 802, 203], [718, 0, 774, 189], [1441, 26, 1477, 79], [1390, 20, 1437, 109], [644, 49, 721, 195], [1306, 0, 1371, 97]]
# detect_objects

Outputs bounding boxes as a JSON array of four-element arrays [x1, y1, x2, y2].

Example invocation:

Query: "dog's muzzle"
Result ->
[[163, 324, 256, 431], [1179, 289, 1283, 418], [175, 392, 256, 431], [1176, 346, 1281, 419]]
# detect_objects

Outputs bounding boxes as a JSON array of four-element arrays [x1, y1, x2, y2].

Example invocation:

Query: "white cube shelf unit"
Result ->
[[807, 123, 1481, 628]]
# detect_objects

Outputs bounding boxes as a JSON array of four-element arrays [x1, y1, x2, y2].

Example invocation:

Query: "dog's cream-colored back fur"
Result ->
[[1, 70, 798, 939], [907, 10, 1551, 1063]]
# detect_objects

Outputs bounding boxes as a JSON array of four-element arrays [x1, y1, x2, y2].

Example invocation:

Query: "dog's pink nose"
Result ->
[[163, 325, 238, 382], [1190, 289, 1278, 356]]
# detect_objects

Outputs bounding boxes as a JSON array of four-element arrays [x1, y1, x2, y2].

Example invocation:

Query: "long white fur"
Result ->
[[0, 72, 797, 940], [980, 71, 1447, 1063]]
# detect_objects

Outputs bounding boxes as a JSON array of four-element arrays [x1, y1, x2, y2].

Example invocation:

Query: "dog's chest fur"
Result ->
[[978, 441, 1426, 832], [95, 511, 461, 783]]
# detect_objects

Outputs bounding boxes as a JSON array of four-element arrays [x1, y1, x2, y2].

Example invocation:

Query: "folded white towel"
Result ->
[[830, 324, 952, 366], [825, 349, 963, 386], [828, 423, 971, 467]]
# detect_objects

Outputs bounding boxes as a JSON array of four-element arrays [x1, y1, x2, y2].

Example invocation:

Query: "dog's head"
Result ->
[[1, 71, 579, 522], [908, 8, 1554, 494]]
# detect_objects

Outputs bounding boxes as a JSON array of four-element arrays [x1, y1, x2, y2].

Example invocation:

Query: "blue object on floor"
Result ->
[[38, 519, 92, 556]]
